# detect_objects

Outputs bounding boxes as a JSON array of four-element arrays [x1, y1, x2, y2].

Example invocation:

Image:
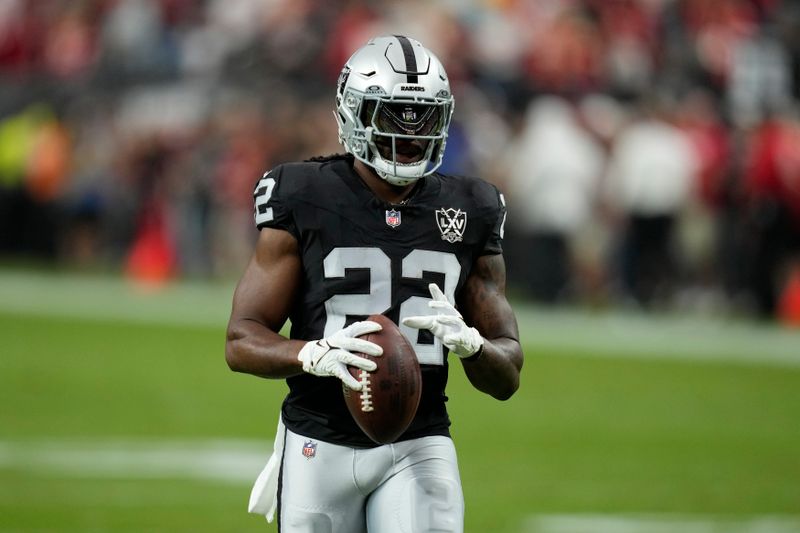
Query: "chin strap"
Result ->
[[376, 168, 419, 187], [372, 156, 425, 186]]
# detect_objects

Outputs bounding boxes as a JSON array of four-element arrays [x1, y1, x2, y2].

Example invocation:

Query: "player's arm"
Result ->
[[225, 227, 383, 390], [225, 227, 307, 378], [457, 253, 523, 400], [403, 253, 523, 400]]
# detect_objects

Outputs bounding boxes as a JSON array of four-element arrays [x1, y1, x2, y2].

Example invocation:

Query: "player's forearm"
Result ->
[[225, 318, 306, 379], [461, 336, 522, 400]]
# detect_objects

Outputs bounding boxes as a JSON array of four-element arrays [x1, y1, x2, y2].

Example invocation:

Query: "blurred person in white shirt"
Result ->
[[604, 94, 700, 308], [504, 96, 606, 303]]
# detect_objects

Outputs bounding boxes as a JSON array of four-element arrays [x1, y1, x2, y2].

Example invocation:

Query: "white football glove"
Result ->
[[297, 321, 383, 391], [402, 283, 484, 359]]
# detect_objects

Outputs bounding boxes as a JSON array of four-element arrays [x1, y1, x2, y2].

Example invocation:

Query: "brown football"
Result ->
[[342, 314, 422, 444]]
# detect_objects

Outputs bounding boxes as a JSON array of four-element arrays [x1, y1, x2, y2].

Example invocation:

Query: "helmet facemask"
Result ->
[[359, 99, 452, 186]]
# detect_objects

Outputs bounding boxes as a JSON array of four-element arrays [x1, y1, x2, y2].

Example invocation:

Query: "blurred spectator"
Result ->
[[0, 104, 70, 259], [604, 95, 700, 308], [504, 97, 605, 303], [522, 6, 606, 94], [728, 19, 792, 127], [97, 0, 179, 82], [740, 110, 800, 317], [673, 89, 733, 304], [208, 99, 271, 276], [595, 0, 658, 98]]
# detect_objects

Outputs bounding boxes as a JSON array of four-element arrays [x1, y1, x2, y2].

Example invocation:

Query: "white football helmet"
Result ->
[[335, 35, 455, 186]]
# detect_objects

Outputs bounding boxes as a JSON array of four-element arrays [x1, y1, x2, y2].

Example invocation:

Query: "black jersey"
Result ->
[[253, 156, 506, 447]]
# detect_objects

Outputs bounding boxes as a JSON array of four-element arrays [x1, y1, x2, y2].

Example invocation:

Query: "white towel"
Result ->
[[248, 414, 286, 522]]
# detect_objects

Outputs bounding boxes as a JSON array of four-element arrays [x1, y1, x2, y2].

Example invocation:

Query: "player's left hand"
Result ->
[[402, 283, 484, 359]]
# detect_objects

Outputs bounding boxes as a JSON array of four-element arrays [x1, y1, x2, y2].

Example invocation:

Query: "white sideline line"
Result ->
[[0, 439, 270, 484], [514, 307, 800, 368], [0, 270, 233, 328], [1, 270, 799, 367], [522, 514, 800, 533]]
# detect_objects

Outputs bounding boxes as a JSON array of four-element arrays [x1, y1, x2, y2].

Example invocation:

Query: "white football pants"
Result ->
[[277, 428, 464, 532]]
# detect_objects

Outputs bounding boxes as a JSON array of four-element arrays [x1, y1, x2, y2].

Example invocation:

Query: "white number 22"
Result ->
[[322, 247, 461, 365]]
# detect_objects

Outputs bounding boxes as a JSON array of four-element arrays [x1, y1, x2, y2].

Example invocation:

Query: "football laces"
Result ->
[[358, 370, 374, 412]]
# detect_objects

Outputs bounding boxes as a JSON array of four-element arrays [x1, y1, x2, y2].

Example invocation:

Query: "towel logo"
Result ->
[[436, 208, 466, 243]]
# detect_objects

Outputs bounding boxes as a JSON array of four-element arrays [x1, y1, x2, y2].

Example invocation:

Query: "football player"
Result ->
[[226, 35, 523, 532]]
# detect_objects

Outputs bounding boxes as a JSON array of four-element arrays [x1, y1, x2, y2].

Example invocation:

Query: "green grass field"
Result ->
[[2, 271, 800, 532]]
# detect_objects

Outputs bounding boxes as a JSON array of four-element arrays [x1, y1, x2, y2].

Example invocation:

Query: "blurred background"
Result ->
[[1, 0, 799, 321], [2, 0, 800, 532]]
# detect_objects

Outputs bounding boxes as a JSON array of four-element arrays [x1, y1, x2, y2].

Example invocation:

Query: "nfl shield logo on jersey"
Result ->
[[302, 440, 317, 459], [385, 209, 401, 228], [436, 208, 466, 243]]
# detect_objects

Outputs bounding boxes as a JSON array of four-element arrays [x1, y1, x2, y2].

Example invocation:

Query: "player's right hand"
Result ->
[[297, 321, 383, 390]]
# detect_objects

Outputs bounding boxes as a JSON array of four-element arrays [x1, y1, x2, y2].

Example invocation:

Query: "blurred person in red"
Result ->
[[741, 109, 800, 318], [522, 6, 605, 94]]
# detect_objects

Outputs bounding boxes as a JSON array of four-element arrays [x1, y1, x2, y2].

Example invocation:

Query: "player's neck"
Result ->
[[353, 160, 417, 205]]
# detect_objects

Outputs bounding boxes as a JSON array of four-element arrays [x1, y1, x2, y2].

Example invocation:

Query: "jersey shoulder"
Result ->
[[256, 161, 330, 196], [435, 172, 504, 212], [253, 160, 345, 230], [433, 173, 507, 254]]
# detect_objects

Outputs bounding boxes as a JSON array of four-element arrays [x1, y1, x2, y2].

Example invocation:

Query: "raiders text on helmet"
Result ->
[[335, 35, 454, 186]]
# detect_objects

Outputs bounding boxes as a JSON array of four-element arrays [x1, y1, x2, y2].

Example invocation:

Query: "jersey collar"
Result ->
[[332, 158, 442, 209]]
